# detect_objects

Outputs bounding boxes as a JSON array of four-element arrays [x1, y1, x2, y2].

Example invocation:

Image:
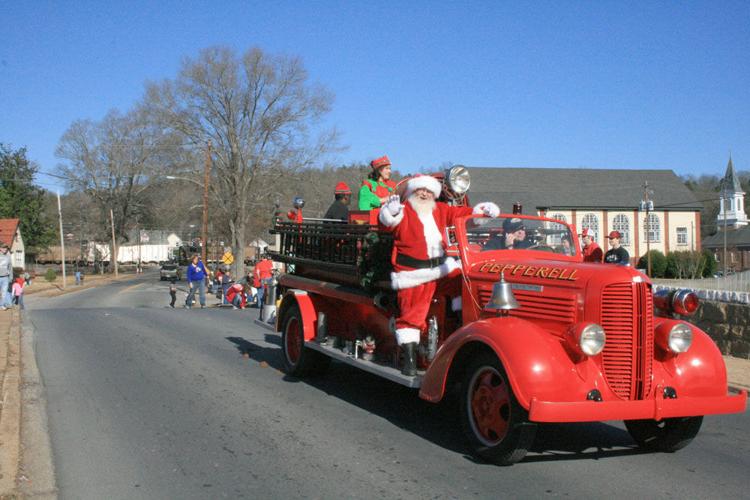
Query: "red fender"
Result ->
[[278, 291, 317, 341], [419, 316, 599, 409], [652, 319, 730, 398]]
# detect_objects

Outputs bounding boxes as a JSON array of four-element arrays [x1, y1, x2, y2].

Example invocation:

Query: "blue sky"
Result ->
[[2, 1, 748, 191]]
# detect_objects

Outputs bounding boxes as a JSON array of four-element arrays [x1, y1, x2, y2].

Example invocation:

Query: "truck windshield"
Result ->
[[465, 216, 576, 256]]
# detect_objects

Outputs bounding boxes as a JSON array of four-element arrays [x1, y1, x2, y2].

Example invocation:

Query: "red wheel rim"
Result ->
[[285, 317, 302, 365], [468, 367, 511, 445]]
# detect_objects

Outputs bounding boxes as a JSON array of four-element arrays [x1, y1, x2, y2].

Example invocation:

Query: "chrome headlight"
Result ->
[[579, 324, 606, 356], [668, 323, 693, 353], [445, 165, 471, 195], [566, 323, 606, 357]]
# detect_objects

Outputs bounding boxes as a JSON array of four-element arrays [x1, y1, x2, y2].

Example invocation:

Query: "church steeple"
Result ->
[[718, 155, 748, 230], [721, 155, 742, 193]]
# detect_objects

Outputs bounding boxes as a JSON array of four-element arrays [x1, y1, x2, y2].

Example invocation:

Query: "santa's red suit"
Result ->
[[379, 175, 499, 346]]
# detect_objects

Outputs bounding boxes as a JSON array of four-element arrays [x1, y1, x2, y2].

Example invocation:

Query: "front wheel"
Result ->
[[459, 353, 536, 465], [281, 304, 330, 377], [625, 416, 703, 452]]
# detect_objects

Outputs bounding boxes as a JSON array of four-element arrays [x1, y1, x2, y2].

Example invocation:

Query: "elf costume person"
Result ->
[[378, 174, 499, 375], [358, 155, 398, 210]]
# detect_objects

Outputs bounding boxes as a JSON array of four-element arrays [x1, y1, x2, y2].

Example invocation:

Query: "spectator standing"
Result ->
[[12, 277, 24, 310], [580, 228, 603, 263], [185, 254, 209, 309], [75, 270, 82, 285], [0, 244, 12, 310], [358, 155, 397, 210], [253, 255, 274, 307], [23, 271, 31, 285], [324, 182, 352, 221], [604, 231, 630, 265]]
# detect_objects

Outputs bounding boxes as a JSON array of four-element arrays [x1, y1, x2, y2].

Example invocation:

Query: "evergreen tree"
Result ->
[[0, 143, 56, 254]]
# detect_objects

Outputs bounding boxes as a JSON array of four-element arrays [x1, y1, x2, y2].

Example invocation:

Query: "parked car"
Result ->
[[159, 263, 182, 281]]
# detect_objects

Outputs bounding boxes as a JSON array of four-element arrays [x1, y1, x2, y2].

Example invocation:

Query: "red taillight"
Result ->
[[673, 290, 699, 316]]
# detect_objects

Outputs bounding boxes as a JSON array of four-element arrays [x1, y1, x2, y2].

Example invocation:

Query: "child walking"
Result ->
[[12, 277, 24, 310], [169, 280, 177, 308]]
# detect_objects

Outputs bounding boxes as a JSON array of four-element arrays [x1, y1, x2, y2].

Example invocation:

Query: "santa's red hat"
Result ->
[[370, 155, 391, 169], [334, 182, 351, 194], [404, 174, 441, 199]]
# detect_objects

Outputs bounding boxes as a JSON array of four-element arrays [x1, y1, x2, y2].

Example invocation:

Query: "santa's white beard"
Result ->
[[409, 196, 436, 216]]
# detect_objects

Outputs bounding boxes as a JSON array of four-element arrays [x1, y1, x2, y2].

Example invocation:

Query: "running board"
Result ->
[[305, 341, 422, 389]]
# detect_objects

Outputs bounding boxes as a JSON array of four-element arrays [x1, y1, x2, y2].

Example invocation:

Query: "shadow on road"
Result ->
[[224, 334, 647, 465]]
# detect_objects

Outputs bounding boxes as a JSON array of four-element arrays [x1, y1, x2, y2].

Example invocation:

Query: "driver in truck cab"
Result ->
[[379, 174, 500, 375], [483, 217, 533, 250]]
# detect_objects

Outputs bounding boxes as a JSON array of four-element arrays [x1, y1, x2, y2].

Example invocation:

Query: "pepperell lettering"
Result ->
[[479, 263, 578, 281]]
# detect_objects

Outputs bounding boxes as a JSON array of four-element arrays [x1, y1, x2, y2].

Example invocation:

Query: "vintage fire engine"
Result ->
[[268, 166, 746, 465]]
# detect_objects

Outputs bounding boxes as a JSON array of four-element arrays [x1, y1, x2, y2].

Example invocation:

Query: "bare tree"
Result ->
[[144, 46, 337, 274], [55, 109, 175, 269]]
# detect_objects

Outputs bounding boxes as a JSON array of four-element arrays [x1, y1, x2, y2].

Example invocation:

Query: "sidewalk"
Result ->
[[724, 355, 750, 392]]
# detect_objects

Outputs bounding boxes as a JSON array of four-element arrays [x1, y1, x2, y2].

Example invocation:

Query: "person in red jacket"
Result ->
[[253, 255, 274, 306], [580, 228, 603, 263], [225, 283, 247, 309], [379, 174, 499, 375]]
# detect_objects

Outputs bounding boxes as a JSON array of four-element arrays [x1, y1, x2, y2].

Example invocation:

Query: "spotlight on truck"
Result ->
[[445, 165, 471, 195]]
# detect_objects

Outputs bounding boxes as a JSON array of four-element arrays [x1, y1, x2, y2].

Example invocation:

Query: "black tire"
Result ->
[[280, 304, 330, 377], [459, 352, 536, 465], [625, 416, 703, 452]]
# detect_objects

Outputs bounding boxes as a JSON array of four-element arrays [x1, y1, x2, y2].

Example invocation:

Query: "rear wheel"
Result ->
[[625, 416, 703, 452], [281, 304, 330, 377], [459, 353, 536, 465]]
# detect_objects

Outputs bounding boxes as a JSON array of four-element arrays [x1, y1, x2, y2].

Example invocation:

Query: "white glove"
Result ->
[[385, 195, 403, 216], [473, 202, 500, 218]]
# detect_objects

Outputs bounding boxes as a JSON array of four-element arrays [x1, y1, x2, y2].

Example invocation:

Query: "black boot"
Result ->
[[401, 342, 417, 376]]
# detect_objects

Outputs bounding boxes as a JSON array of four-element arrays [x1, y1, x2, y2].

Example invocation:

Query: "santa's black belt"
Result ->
[[396, 254, 446, 269]]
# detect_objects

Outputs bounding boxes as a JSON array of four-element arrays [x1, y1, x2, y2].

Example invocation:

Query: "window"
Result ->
[[643, 213, 660, 243], [676, 227, 688, 246], [612, 215, 630, 246], [581, 214, 599, 240], [549, 214, 567, 245]]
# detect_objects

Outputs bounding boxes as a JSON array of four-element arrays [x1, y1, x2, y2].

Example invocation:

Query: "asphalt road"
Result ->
[[26, 272, 750, 499]]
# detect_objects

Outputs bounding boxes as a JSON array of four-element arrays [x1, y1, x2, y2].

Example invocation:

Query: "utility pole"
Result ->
[[110, 208, 118, 277], [57, 191, 67, 288], [202, 141, 211, 265], [723, 193, 728, 277]]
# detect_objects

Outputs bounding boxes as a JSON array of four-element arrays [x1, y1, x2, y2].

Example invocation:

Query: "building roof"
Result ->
[[466, 167, 703, 214], [702, 226, 750, 249], [720, 156, 743, 194], [0, 219, 20, 247]]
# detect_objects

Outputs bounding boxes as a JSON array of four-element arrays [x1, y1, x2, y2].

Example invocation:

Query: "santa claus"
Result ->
[[379, 174, 499, 375]]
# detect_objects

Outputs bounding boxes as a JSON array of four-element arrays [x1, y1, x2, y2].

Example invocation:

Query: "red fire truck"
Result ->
[[268, 166, 746, 465]]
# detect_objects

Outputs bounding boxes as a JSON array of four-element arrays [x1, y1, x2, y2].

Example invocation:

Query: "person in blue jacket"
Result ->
[[185, 254, 209, 308]]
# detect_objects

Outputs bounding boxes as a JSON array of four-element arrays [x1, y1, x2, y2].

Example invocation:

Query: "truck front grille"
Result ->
[[478, 288, 576, 323], [600, 282, 654, 400]]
